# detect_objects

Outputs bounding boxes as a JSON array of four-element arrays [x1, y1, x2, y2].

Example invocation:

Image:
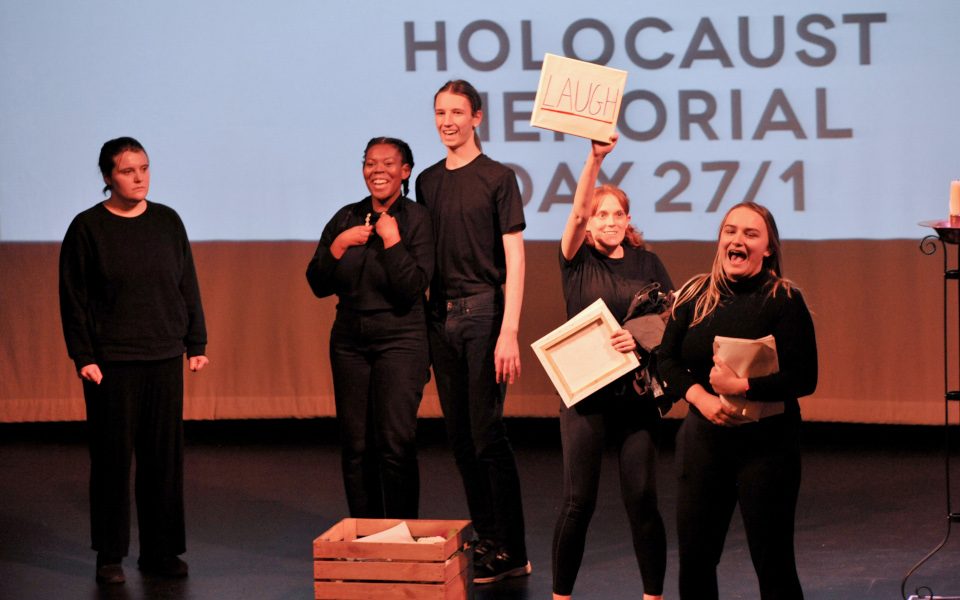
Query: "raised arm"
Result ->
[[560, 134, 619, 261]]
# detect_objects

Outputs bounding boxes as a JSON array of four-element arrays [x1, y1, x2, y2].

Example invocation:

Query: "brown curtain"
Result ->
[[0, 238, 944, 424]]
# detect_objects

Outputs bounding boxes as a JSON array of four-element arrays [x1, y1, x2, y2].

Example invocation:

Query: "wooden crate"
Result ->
[[313, 518, 474, 600]]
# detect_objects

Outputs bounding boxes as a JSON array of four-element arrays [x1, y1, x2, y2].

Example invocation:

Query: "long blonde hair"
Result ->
[[672, 202, 794, 326], [584, 184, 645, 249]]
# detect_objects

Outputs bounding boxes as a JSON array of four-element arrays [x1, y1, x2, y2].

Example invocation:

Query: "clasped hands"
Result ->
[[333, 213, 401, 256], [690, 356, 751, 427]]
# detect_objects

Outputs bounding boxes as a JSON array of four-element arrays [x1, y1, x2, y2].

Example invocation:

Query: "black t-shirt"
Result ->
[[415, 154, 525, 299], [560, 243, 674, 322]]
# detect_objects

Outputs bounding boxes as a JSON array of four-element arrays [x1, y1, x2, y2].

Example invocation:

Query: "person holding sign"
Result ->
[[59, 136, 208, 584], [306, 137, 434, 520], [657, 202, 818, 599], [415, 80, 531, 584], [552, 135, 672, 600]]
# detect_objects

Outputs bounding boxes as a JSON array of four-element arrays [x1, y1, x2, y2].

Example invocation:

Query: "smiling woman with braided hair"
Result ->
[[306, 136, 434, 520]]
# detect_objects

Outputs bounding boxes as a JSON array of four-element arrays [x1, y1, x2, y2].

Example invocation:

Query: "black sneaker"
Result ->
[[138, 555, 189, 578], [473, 549, 532, 584], [472, 538, 496, 565]]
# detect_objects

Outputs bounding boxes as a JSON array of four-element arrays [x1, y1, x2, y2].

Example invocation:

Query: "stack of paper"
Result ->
[[713, 335, 781, 421]]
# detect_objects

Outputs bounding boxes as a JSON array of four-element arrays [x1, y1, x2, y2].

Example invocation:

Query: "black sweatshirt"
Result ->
[[305, 196, 434, 313], [59, 201, 207, 370]]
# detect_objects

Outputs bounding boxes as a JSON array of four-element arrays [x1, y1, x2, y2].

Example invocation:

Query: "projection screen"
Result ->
[[2, 1, 958, 243]]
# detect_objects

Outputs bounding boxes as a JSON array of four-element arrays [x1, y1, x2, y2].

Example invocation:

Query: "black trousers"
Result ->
[[676, 410, 803, 600], [552, 390, 666, 596], [428, 291, 527, 559], [82, 357, 185, 559], [329, 306, 429, 519]]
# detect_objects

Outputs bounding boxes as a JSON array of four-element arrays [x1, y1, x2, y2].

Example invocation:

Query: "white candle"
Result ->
[[951, 180, 960, 217]]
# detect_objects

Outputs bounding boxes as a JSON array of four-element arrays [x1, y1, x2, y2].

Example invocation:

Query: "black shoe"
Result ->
[[95, 554, 125, 584], [472, 538, 496, 565], [473, 549, 532, 584], [138, 555, 189, 578], [95, 562, 125, 585]]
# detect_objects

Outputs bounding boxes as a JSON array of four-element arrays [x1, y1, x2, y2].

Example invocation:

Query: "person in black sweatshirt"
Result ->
[[306, 137, 433, 519], [59, 136, 208, 585], [657, 202, 818, 600]]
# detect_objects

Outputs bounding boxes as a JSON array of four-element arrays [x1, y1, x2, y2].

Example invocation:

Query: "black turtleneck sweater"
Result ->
[[657, 270, 818, 417]]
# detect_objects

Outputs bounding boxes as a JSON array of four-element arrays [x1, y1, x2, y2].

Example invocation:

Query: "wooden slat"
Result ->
[[314, 549, 468, 583], [313, 519, 472, 563], [314, 580, 468, 600]]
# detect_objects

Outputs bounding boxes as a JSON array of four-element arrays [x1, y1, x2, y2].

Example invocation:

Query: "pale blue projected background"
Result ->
[[1, 1, 957, 241]]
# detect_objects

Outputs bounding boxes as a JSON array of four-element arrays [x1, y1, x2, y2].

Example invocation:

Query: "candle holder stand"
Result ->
[[901, 221, 960, 600]]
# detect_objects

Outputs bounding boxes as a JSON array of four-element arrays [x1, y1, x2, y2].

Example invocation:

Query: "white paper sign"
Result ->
[[530, 53, 628, 142]]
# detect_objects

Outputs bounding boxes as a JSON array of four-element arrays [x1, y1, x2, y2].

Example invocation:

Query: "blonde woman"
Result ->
[[657, 202, 818, 599]]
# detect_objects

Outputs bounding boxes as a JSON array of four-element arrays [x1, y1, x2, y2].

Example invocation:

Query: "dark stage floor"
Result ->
[[3, 418, 960, 600]]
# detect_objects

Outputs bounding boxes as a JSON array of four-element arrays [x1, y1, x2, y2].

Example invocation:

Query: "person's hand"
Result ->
[[189, 355, 209, 372], [494, 330, 521, 385], [687, 384, 750, 427], [78, 363, 103, 384], [374, 212, 400, 248], [331, 225, 374, 257], [610, 328, 636, 353], [591, 133, 619, 161], [693, 391, 750, 427], [709, 356, 748, 396]]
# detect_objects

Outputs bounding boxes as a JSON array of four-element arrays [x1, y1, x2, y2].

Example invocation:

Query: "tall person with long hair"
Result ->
[[657, 202, 818, 599], [415, 80, 531, 584], [552, 135, 670, 600]]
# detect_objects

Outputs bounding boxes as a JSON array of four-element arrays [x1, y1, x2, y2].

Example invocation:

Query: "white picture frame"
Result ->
[[530, 53, 628, 142], [531, 298, 639, 407]]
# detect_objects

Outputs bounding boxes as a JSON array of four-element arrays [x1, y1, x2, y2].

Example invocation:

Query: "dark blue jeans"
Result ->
[[429, 290, 527, 560], [676, 410, 803, 600], [82, 357, 185, 558], [330, 306, 430, 519]]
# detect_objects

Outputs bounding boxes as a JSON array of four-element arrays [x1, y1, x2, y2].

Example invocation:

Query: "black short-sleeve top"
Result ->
[[560, 243, 674, 322], [415, 154, 525, 299]]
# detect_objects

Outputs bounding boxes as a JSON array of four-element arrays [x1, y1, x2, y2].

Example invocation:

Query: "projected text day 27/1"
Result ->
[[511, 160, 805, 214]]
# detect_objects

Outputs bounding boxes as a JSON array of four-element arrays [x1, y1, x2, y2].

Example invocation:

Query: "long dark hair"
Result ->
[[434, 79, 483, 151], [98, 136, 147, 195], [364, 137, 414, 197]]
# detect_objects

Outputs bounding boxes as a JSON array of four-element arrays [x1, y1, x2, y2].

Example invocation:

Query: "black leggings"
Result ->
[[552, 391, 666, 596], [676, 411, 802, 600]]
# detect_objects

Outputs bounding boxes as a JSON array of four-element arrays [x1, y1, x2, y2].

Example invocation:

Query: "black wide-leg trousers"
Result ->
[[83, 357, 185, 559]]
